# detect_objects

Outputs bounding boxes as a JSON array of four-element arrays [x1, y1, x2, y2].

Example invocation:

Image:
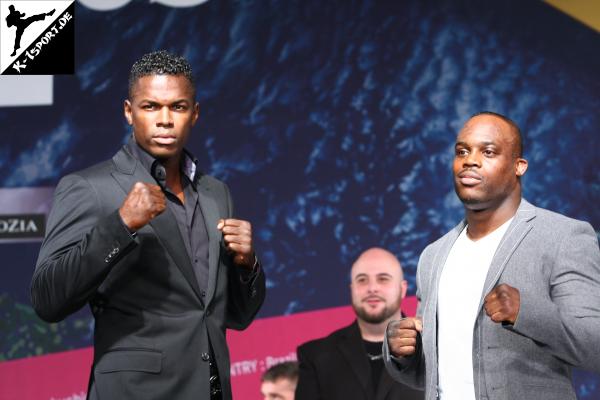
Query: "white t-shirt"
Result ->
[[437, 218, 513, 400]]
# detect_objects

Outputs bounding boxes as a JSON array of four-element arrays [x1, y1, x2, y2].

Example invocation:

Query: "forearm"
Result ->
[[383, 331, 426, 390], [31, 210, 137, 322], [225, 255, 266, 330], [507, 222, 600, 372]]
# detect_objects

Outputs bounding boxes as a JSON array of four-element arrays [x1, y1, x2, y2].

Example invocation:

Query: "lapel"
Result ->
[[476, 199, 536, 311], [336, 321, 372, 399], [425, 222, 466, 327], [375, 365, 395, 400], [195, 175, 222, 307], [110, 147, 205, 305]]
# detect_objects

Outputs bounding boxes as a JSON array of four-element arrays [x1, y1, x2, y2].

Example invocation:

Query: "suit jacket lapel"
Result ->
[[375, 366, 395, 400], [337, 322, 372, 399], [196, 175, 222, 306], [426, 222, 466, 325], [477, 199, 536, 310], [111, 147, 205, 305]]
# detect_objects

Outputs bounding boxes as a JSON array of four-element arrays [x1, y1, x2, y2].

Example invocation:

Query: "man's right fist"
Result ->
[[119, 182, 166, 232], [387, 317, 423, 357]]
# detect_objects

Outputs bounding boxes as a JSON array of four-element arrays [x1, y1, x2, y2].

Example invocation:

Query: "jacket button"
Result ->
[[201, 353, 210, 362]]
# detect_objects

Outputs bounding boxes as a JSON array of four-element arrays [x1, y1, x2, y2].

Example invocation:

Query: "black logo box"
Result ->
[[2, 2, 75, 75], [0, 214, 46, 239]]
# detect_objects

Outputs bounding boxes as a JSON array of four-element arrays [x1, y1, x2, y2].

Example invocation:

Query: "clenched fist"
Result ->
[[217, 219, 255, 269], [484, 283, 520, 324], [387, 317, 423, 357], [119, 182, 166, 232]]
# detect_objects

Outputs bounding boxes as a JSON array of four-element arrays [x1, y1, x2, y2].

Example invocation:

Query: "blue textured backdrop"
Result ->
[[1, 0, 598, 397]]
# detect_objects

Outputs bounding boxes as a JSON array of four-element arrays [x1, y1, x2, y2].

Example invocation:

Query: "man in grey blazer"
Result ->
[[31, 50, 265, 400], [384, 112, 600, 400]]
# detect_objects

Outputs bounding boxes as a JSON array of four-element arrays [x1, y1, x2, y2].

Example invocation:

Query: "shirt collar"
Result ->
[[125, 135, 199, 184]]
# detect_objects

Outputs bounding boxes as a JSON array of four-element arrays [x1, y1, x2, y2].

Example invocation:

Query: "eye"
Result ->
[[483, 149, 495, 157], [455, 148, 469, 157], [172, 104, 187, 111], [355, 277, 368, 285], [141, 104, 156, 110]]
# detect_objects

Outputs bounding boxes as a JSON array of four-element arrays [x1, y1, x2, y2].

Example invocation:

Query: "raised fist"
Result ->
[[387, 317, 423, 357], [217, 218, 255, 269], [484, 283, 520, 324], [119, 182, 166, 232]]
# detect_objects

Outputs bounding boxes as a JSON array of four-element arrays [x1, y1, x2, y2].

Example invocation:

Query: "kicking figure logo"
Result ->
[[5, 4, 55, 56]]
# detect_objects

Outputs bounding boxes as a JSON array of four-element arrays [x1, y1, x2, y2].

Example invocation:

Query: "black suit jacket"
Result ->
[[31, 145, 265, 400], [296, 321, 423, 400]]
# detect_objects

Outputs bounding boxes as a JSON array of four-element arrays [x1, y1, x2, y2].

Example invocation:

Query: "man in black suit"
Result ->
[[31, 50, 265, 400], [295, 248, 423, 400]]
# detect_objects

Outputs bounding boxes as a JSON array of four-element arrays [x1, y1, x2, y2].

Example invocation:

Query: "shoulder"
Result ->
[[533, 205, 591, 229], [198, 173, 228, 190], [54, 159, 114, 193], [420, 224, 462, 259], [526, 204, 596, 242], [297, 324, 353, 356]]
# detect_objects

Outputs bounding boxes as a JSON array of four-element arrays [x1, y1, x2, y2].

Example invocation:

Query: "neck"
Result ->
[[465, 192, 521, 240], [357, 312, 401, 342], [162, 156, 182, 190]]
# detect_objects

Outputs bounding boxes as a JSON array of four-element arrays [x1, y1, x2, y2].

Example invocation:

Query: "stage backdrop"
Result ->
[[1, 0, 599, 399]]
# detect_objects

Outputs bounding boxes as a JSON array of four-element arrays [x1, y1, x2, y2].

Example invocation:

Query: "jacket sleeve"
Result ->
[[31, 173, 137, 322], [507, 220, 600, 373], [222, 182, 266, 330], [383, 247, 428, 390], [294, 344, 322, 400]]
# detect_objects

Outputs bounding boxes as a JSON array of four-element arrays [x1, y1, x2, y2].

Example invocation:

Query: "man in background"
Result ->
[[261, 361, 299, 400], [295, 247, 423, 400], [384, 112, 600, 400]]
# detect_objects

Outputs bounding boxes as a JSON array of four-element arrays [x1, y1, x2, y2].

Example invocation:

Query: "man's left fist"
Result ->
[[484, 283, 520, 324], [217, 218, 255, 269]]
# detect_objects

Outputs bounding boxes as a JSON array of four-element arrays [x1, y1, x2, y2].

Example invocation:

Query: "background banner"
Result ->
[[0, 0, 598, 398]]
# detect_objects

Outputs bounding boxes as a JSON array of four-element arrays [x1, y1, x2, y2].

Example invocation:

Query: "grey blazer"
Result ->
[[384, 199, 600, 400], [31, 145, 266, 400]]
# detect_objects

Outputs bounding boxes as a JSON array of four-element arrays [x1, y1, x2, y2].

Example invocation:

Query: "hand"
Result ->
[[217, 219, 255, 269], [387, 317, 423, 357], [484, 283, 520, 324], [119, 182, 166, 231]]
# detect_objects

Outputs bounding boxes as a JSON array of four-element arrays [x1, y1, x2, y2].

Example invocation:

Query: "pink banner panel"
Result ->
[[0, 297, 417, 400]]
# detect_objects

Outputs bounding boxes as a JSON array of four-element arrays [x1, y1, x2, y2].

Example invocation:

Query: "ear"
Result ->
[[515, 157, 528, 177], [124, 99, 133, 125], [400, 280, 408, 300], [191, 102, 200, 125]]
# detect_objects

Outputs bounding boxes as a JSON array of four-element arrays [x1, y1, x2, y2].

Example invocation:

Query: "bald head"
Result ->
[[351, 247, 404, 281], [350, 247, 407, 325], [467, 111, 523, 158]]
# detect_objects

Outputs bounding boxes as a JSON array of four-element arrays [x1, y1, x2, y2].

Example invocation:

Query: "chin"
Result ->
[[149, 147, 179, 160]]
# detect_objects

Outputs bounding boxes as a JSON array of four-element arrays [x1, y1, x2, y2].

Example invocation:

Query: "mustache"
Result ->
[[362, 295, 385, 302]]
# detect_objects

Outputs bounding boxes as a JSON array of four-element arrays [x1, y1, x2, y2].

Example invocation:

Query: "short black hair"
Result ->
[[261, 361, 299, 383], [470, 111, 524, 157], [128, 50, 195, 98]]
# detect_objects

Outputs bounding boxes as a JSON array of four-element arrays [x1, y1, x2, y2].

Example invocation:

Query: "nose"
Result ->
[[463, 150, 481, 168], [157, 106, 173, 127], [367, 280, 379, 293]]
